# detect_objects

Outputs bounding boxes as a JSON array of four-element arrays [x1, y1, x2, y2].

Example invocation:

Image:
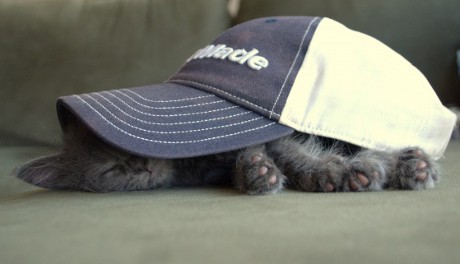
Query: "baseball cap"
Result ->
[[57, 16, 456, 159]]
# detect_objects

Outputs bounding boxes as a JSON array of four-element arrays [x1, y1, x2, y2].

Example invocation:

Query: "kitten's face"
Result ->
[[77, 154, 167, 192], [17, 120, 173, 192]]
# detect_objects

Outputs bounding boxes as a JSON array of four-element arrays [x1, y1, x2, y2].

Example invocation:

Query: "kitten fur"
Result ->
[[15, 119, 440, 194]]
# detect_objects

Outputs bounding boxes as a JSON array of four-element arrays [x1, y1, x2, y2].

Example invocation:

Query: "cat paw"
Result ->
[[391, 148, 439, 190], [343, 150, 391, 192], [316, 156, 346, 192], [346, 171, 384, 192], [344, 157, 387, 192], [288, 155, 346, 193], [235, 152, 285, 195]]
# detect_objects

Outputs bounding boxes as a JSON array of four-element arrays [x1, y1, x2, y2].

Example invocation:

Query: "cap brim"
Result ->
[[57, 83, 294, 158]]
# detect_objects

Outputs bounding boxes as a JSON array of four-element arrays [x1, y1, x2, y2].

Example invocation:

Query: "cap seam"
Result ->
[[269, 16, 321, 118], [167, 79, 280, 118]]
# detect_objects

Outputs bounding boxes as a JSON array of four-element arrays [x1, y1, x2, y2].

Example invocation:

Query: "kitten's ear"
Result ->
[[15, 154, 74, 190]]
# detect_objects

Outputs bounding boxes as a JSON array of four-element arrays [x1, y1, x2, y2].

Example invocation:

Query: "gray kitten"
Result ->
[[16, 118, 439, 194]]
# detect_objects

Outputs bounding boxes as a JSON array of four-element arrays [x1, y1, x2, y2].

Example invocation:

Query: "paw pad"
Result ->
[[349, 173, 370, 191], [257, 161, 278, 185], [251, 154, 263, 164], [325, 183, 335, 192], [348, 170, 382, 192], [236, 151, 284, 195], [395, 147, 439, 190], [258, 165, 269, 176]]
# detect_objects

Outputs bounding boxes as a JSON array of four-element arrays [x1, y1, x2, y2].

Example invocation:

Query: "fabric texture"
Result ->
[[1, 141, 460, 264], [280, 18, 456, 159], [57, 16, 456, 159]]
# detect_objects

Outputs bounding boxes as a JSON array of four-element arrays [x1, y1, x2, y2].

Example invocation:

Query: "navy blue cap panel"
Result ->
[[54, 17, 320, 159], [170, 16, 321, 121], [57, 83, 294, 158]]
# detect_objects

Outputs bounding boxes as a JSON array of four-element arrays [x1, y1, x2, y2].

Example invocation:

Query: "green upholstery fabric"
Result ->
[[0, 0, 230, 144], [236, 0, 460, 107], [1, 142, 459, 264]]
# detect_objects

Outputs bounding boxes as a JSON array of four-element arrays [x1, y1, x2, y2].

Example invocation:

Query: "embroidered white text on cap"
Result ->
[[187, 44, 269, 70]]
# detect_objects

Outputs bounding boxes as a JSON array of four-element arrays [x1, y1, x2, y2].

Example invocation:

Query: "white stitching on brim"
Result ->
[[75, 95, 276, 144], [84, 94, 265, 134], [83, 94, 253, 125], [114, 90, 225, 109], [122, 89, 215, 103], [100, 92, 239, 117]]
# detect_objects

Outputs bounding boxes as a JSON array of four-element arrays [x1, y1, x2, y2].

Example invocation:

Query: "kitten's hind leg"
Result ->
[[233, 145, 285, 195], [267, 136, 347, 192], [344, 147, 439, 191], [387, 147, 439, 190]]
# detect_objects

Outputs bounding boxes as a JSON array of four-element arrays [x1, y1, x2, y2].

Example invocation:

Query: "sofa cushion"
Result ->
[[0, 0, 230, 144]]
